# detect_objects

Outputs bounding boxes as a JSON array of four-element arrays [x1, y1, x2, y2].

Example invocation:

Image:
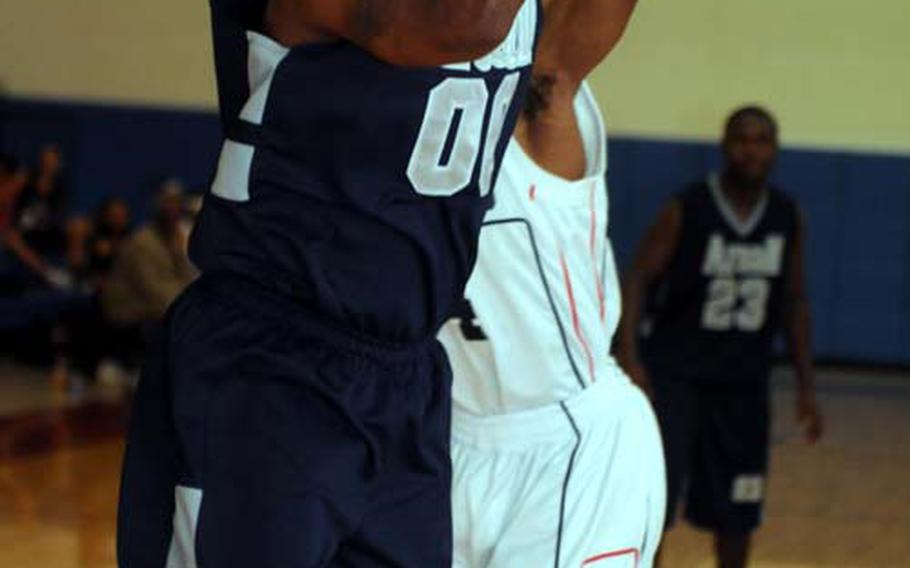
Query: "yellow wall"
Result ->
[[592, 0, 910, 153], [0, 0, 216, 109], [2, 0, 909, 153]]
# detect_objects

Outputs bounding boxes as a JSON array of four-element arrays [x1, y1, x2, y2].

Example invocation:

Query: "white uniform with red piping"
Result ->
[[439, 82, 666, 568]]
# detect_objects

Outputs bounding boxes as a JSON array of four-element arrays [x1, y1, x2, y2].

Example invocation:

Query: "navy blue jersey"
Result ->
[[190, 0, 540, 342], [643, 175, 799, 382]]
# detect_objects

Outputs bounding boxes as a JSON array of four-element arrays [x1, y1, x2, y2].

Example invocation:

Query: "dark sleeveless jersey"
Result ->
[[643, 175, 799, 382], [190, 0, 540, 342]]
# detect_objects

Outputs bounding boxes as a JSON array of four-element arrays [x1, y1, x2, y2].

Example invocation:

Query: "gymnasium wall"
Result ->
[[3, 0, 908, 153], [1, 1, 909, 364], [591, 0, 910, 154]]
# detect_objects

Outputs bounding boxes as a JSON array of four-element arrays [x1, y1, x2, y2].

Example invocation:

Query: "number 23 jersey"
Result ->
[[643, 175, 799, 382], [190, 0, 540, 342]]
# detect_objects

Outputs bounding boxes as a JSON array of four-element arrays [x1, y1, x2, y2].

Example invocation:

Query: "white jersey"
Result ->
[[445, 83, 667, 567], [439, 82, 622, 415]]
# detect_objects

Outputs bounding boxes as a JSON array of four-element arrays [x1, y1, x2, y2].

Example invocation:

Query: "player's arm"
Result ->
[[617, 198, 682, 394], [535, 0, 639, 89], [265, 0, 525, 66], [784, 211, 823, 444], [3, 228, 48, 277], [515, 0, 638, 177]]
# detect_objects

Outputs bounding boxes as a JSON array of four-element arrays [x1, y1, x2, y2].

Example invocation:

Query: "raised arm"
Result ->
[[514, 0, 639, 179], [535, 0, 639, 88], [784, 211, 823, 444], [3, 228, 48, 277], [617, 199, 681, 394], [265, 0, 526, 66]]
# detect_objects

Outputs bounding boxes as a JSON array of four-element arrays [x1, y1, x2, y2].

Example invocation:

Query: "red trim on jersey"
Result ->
[[589, 184, 598, 256], [589, 184, 606, 322], [560, 251, 596, 383], [582, 547, 640, 566], [529, 184, 537, 201]]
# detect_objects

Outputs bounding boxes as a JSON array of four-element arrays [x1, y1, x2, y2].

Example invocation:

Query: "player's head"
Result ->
[[155, 179, 185, 229], [96, 197, 131, 235], [39, 144, 63, 174], [722, 105, 778, 189]]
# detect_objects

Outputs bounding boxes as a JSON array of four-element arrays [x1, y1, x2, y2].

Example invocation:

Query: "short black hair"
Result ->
[[725, 105, 779, 140]]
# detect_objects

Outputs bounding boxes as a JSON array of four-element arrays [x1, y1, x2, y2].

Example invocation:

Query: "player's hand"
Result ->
[[796, 390, 823, 445], [623, 360, 654, 400], [44, 266, 74, 290]]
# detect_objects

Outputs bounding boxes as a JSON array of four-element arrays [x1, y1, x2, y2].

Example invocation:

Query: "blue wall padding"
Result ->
[[1, 99, 222, 221], [2, 98, 908, 364]]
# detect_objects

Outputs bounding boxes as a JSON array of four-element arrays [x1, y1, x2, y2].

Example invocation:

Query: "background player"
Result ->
[[618, 106, 824, 568], [117, 0, 538, 566], [439, 1, 666, 566]]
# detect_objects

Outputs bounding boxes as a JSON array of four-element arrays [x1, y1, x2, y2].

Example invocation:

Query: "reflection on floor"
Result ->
[[0, 363, 908, 567]]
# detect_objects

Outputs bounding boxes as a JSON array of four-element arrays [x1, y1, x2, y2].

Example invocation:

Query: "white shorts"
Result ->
[[452, 371, 666, 568]]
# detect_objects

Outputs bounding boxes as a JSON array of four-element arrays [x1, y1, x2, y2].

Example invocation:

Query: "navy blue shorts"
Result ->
[[651, 374, 770, 533], [117, 274, 453, 567]]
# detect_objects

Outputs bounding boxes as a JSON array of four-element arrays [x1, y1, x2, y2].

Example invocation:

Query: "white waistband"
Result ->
[[451, 369, 634, 451]]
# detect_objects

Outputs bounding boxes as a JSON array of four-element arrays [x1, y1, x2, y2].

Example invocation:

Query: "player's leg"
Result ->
[[548, 379, 666, 568], [648, 373, 698, 567], [638, 386, 669, 567], [330, 342, 454, 568], [185, 356, 368, 567], [121, 276, 379, 567], [714, 531, 751, 568], [685, 380, 771, 568], [117, 321, 182, 567], [448, 399, 580, 568], [336, 468, 452, 567], [450, 439, 504, 568], [484, 444, 574, 567]]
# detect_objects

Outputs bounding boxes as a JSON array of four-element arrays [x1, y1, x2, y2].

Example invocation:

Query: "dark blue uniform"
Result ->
[[643, 176, 798, 532], [117, 0, 539, 565]]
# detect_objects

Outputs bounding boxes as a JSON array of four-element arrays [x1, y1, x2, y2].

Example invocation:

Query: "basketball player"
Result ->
[[618, 106, 824, 568], [438, 1, 667, 566], [117, 1, 539, 566]]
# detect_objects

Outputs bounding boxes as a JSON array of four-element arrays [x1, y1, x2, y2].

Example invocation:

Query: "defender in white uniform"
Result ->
[[439, 1, 665, 565]]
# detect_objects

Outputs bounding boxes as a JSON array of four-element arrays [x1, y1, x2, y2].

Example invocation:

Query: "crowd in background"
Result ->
[[0, 144, 200, 389]]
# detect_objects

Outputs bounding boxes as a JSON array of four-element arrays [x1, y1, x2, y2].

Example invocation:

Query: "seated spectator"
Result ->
[[0, 154, 27, 234], [102, 180, 197, 329], [64, 198, 136, 382], [80, 197, 132, 291], [2, 144, 74, 291]]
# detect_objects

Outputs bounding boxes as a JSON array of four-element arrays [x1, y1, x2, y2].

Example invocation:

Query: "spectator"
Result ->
[[71, 197, 133, 289], [102, 180, 197, 329], [0, 154, 27, 234], [65, 198, 136, 382], [2, 144, 73, 290]]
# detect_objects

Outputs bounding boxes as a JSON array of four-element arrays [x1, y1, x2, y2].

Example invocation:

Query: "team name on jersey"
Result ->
[[443, 0, 536, 73], [702, 234, 785, 278]]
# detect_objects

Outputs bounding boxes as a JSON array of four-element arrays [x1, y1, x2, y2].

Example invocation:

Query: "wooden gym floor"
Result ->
[[0, 361, 907, 567]]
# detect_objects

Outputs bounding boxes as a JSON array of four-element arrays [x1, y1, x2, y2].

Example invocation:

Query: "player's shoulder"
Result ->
[[673, 179, 712, 209], [766, 186, 796, 207], [647, 181, 706, 233], [766, 186, 800, 222]]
